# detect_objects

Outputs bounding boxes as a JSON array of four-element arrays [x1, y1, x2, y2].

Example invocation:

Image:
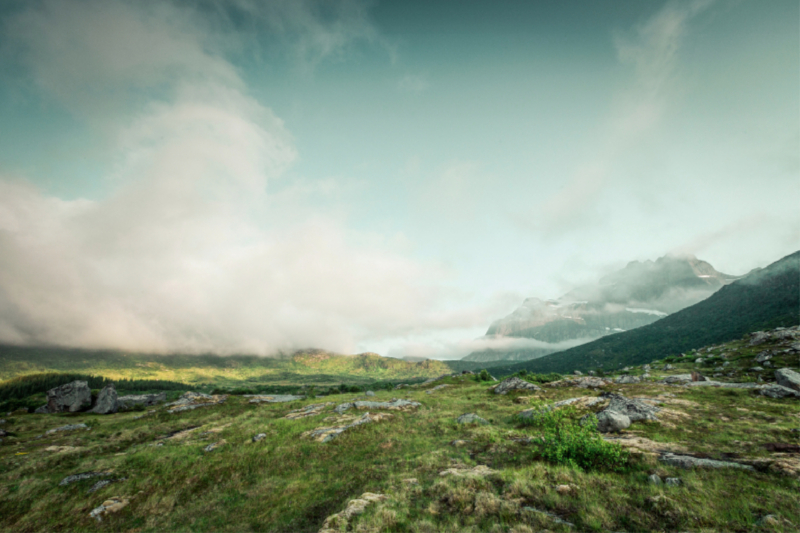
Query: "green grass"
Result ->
[[1, 369, 799, 532]]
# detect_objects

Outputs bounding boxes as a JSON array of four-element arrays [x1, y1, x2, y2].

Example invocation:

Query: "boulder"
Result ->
[[46, 423, 89, 435], [665, 478, 682, 486], [613, 375, 641, 384], [573, 370, 583, 376], [596, 410, 630, 433], [252, 433, 267, 443], [755, 351, 772, 364], [664, 364, 673, 370], [662, 374, 693, 384], [365, 390, 375, 397], [117, 392, 166, 409], [456, 413, 488, 425], [42, 381, 91, 413], [759, 384, 800, 399], [90, 384, 118, 414], [749, 331, 770, 346], [775, 368, 800, 392], [647, 474, 662, 485], [659, 452, 754, 470], [602, 393, 660, 422], [493, 376, 542, 395]]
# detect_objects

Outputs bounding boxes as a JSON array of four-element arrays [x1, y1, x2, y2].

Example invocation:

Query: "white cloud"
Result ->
[[0, 0, 474, 355], [398, 74, 429, 94]]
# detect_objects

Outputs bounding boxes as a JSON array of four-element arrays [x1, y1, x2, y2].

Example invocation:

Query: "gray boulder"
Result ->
[[749, 331, 770, 346], [42, 381, 91, 413], [117, 392, 166, 409], [647, 474, 662, 485], [365, 391, 376, 397], [659, 452, 754, 470], [759, 384, 800, 399], [595, 410, 630, 433], [775, 368, 800, 392], [456, 413, 488, 425], [755, 351, 772, 364], [602, 393, 660, 422], [665, 477, 682, 486], [90, 383, 118, 414], [613, 375, 641, 384], [662, 374, 693, 384], [493, 377, 541, 395]]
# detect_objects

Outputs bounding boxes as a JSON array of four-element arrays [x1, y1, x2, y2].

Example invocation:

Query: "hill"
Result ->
[[0, 346, 450, 388], [464, 254, 737, 363], [488, 250, 799, 375], [0, 330, 798, 532]]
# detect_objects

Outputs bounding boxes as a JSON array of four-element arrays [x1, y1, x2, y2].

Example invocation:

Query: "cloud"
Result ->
[[386, 335, 588, 361], [0, 0, 474, 355], [398, 74, 429, 94], [524, 0, 714, 234]]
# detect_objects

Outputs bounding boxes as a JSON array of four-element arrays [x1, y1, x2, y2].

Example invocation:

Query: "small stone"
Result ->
[[365, 391, 375, 397], [647, 474, 662, 485], [252, 433, 267, 443], [664, 478, 681, 486], [694, 358, 704, 364], [555, 484, 572, 494], [573, 370, 583, 376]]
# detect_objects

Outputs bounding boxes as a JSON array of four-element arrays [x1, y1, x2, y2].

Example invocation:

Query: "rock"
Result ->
[[647, 474, 662, 485], [334, 399, 421, 414], [59, 471, 109, 486], [776, 368, 800, 392], [87, 478, 125, 494], [89, 497, 129, 522], [304, 412, 392, 443], [750, 366, 764, 372], [365, 390, 375, 397], [285, 402, 334, 420], [46, 423, 89, 435], [425, 384, 449, 394], [0, 429, 6, 438], [694, 358, 704, 364], [90, 383, 118, 414], [555, 484, 574, 494], [757, 515, 781, 527], [596, 410, 631, 433], [659, 452, 755, 470], [319, 493, 387, 533], [749, 331, 770, 346], [691, 371, 705, 382], [643, 365, 651, 371], [167, 392, 228, 413], [573, 370, 583, 376], [588, 370, 596, 376], [439, 465, 497, 477], [0, 419, 5, 424], [613, 375, 641, 384], [252, 433, 267, 443], [41, 380, 91, 413], [755, 351, 772, 363], [117, 392, 166, 409], [493, 377, 542, 395], [662, 374, 693, 384], [664, 364, 673, 370], [456, 413, 488, 425], [245, 394, 304, 404], [602, 392, 660, 422], [759, 384, 800, 399], [203, 442, 222, 452], [664, 477, 681, 486]]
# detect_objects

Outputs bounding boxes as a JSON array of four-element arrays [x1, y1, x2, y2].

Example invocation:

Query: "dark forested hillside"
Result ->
[[490, 251, 799, 375]]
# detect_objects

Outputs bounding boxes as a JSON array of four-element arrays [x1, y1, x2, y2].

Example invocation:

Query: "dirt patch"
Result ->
[[603, 435, 689, 456]]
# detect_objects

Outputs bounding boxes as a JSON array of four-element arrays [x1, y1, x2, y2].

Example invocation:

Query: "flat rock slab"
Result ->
[[685, 381, 760, 389], [59, 471, 110, 486], [46, 423, 89, 435], [304, 412, 393, 443], [493, 377, 542, 395], [334, 399, 421, 414], [246, 394, 305, 404], [548, 377, 611, 389], [759, 384, 800, 399], [439, 465, 497, 477], [166, 392, 228, 413], [285, 402, 334, 420], [659, 452, 755, 471], [118, 392, 166, 409]]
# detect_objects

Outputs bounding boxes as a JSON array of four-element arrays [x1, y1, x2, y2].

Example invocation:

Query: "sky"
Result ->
[[0, 0, 797, 359]]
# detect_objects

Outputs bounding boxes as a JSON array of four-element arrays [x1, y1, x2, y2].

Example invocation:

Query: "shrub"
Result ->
[[477, 369, 492, 382], [517, 404, 629, 472]]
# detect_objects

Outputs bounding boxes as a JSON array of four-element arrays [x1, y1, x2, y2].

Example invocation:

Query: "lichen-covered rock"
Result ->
[[285, 402, 334, 420], [659, 452, 754, 470], [456, 413, 488, 425], [246, 394, 305, 404], [493, 377, 541, 395], [89, 497, 129, 522], [775, 368, 800, 392], [601, 393, 660, 422], [167, 392, 228, 413], [304, 412, 392, 443], [318, 493, 387, 533], [90, 383, 118, 414], [759, 384, 800, 399], [117, 392, 166, 409], [41, 381, 91, 413], [613, 375, 641, 384], [334, 399, 421, 414], [46, 423, 89, 435], [596, 410, 630, 433]]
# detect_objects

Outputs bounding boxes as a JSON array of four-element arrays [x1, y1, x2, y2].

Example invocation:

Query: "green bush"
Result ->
[[477, 369, 492, 382], [517, 404, 629, 472]]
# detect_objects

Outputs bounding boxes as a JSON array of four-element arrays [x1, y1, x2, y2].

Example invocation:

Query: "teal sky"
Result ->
[[0, 0, 797, 358]]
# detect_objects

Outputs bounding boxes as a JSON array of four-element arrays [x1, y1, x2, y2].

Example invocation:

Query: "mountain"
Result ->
[[0, 345, 450, 387], [463, 254, 737, 362], [488, 250, 800, 375]]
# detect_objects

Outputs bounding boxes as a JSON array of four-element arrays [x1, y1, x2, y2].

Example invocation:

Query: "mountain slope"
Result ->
[[464, 254, 736, 362], [489, 250, 799, 375]]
